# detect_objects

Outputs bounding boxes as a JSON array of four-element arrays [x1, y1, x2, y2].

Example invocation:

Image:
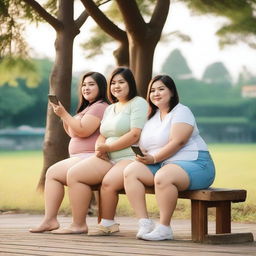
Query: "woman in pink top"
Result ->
[[29, 71, 108, 233]]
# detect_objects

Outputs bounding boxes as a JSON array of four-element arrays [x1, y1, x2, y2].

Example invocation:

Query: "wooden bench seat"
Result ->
[[93, 186, 254, 244]]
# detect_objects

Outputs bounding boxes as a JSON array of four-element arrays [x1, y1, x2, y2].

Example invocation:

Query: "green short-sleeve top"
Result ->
[[100, 96, 148, 161]]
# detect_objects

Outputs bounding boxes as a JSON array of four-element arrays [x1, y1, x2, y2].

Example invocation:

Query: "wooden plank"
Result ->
[[178, 188, 247, 202], [96, 187, 247, 202], [191, 200, 208, 242], [204, 233, 254, 244], [0, 215, 255, 256], [216, 201, 231, 234]]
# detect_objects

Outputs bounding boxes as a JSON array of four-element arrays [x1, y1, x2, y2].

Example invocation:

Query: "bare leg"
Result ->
[[29, 157, 82, 232], [67, 156, 113, 232], [154, 164, 190, 226], [100, 160, 133, 220], [124, 162, 154, 219]]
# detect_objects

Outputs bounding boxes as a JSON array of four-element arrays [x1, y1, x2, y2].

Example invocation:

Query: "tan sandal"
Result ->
[[88, 223, 120, 236]]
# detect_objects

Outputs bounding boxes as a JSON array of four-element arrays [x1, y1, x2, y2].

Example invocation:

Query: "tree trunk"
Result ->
[[113, 41, 129, 67], [37, 0, 78, 190], [130, 42, 155, 97]]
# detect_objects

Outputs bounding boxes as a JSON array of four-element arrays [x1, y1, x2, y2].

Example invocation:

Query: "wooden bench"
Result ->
[[94, 187, 254, 244]]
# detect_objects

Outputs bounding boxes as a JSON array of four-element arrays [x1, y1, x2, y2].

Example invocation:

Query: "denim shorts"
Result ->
[[146, 151, 215, 190]]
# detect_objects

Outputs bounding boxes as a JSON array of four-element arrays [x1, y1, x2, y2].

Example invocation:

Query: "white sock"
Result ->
[[100, 219, 116, 227], [139, 218, 151, 224]]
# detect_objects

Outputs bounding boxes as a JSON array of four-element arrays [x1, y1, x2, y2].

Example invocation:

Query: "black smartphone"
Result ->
[[131, 145, 144, 156], [48, 94, 59, 105]]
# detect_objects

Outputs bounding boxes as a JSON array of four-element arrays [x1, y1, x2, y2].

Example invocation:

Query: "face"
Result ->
[[149, 80, 172, 109], [110, 74, 129, 102], [81, 76, 99, 103]]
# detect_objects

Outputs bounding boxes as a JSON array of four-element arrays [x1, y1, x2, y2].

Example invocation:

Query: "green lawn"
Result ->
[[0, 144, 255, 222]]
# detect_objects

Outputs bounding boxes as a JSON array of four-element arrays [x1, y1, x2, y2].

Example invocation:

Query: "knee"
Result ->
[[123, 165, 137, 181], [101, 178, 113, 191], [45, 165, 56, 180], [154, 173, 172, 189]]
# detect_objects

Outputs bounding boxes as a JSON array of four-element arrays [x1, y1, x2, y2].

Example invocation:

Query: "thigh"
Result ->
[[68, 156, 113, 185], [124, 161, 154, 187], [156, 164, 190, 191], [172, 160, 215, 190], [102, 160, 133, 190], [46, 157, 83, 184]]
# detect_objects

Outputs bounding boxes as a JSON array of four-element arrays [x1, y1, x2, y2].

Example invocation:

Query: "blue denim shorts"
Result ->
[[146, 151, 215, 190]]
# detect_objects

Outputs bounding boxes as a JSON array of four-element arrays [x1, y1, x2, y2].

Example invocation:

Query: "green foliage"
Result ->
[[0, 85, 35, 127], [161, 49, 192, 79], [81, 0, 160, 58], [202, 62, 232, 86], [0, 58, 53, 127], [0, 57, 40, 86], [246, 99, 256, 121], [0, 0, 45, 57], [237, 66, 256, 86], [181, 0, 256, 49], [81, 28, 112, 58]]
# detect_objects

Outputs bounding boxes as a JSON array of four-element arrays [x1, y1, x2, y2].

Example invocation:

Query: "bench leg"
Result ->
[[216, 201, 231, 233], [191, 200, 208, 242]]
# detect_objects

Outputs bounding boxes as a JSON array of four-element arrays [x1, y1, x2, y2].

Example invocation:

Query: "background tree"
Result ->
[[0, 0, 90, 189], [161, 48, 193, 80], [80, 0, 170, 96], [181, 0, 256, 49], [202, 62, 232, 87], [237, 66, 256, 87]]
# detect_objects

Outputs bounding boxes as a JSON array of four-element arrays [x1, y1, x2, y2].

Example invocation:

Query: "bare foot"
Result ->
[[51, 223, 88, 235], [29, 220, 59, 233]]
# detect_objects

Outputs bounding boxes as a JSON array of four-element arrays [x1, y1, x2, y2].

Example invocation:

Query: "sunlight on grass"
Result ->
[[0, 151, 70, 213], [0, 144, 255, 222]]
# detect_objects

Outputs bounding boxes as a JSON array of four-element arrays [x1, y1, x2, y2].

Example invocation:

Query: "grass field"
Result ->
[[0, 144, 255, 222]]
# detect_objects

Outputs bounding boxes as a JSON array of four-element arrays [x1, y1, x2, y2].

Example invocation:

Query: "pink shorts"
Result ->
[[70, 152, 94, 159]]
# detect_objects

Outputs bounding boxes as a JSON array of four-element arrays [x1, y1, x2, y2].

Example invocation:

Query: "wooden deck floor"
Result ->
[[0, 214, 255, 256]]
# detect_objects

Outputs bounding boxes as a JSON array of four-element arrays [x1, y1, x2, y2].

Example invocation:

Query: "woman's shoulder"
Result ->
[[96, 100, 109, 109], [172, 103, 191, 113], [130, 96, 148, 106], [171, 103, 194, 120]]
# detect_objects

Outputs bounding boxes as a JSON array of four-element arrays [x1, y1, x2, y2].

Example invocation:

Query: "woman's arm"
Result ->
[[137, 123, 193, 164], [51, 102, 101, 137], [96, 128, 141, 153], [62, 122, 71, 137]]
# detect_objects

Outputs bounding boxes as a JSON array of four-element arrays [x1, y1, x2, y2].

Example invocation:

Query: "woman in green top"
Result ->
[[52, 67, 148, 234]]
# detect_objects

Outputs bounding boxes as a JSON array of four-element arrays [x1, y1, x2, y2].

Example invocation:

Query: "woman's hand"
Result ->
[[50, 101, 67, 118], [96, 143, 110, 154], [95, 150, 109, 161], [135, 153, 155, 165]]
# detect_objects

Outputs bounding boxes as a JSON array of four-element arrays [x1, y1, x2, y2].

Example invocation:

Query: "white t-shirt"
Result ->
[[139, 103, 208, 161]]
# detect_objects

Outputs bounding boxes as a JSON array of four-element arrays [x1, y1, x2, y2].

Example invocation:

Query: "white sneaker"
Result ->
[[136, 219, 155, 239], [141, 225, 173, 241]]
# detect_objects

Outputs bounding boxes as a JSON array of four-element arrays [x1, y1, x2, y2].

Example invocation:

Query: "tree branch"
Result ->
[[149, 0, 170, 31], [22, 0, 63, 31], [80, 0, 127, 42], [116, 0, 146, 36], [75, 10, 89, 29]]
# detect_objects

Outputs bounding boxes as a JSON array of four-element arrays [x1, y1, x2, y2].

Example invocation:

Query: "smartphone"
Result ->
[[131, 145, 144, 156], [48, 94, 59, 105]]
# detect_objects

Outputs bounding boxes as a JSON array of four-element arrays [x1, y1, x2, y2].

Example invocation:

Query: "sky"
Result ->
[[25, 2, 256, 82]]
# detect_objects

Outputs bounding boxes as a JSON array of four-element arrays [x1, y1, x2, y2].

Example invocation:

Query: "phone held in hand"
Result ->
[[131, 145, 144, 156], [48, 94, 59, 105]]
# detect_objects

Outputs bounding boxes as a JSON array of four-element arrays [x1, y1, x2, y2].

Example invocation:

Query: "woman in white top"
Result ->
[[124, 75, 215, 241]]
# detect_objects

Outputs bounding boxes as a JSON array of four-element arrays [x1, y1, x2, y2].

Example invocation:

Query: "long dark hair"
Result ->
[[76, 71, 108, 113], [147, 75, 179, 119], [107, 67, 138, 103]]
